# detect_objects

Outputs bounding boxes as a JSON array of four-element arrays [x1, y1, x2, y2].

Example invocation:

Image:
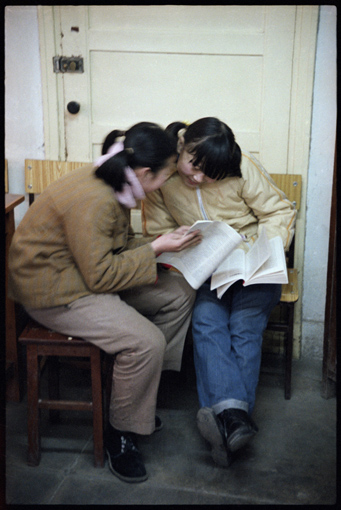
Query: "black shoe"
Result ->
[[105, 425, 148, 483], [197, 407, 232, 467], [154, 415, 163, 431], [217, 408, 258, 453]]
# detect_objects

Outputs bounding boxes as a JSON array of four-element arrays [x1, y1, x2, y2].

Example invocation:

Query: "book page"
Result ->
[[210, 248, 246, 290], [211, 228, 269, 296], [216, 281, 234, 299], [245, 236, 288, 285], [157, 221, 242, 289], [244, 227, 271, 280], [185, 220, 218, 234]]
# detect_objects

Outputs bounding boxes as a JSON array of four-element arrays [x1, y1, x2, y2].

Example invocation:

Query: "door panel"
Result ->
[[90, 52, 263, 152], [89, 5, 266, 33]]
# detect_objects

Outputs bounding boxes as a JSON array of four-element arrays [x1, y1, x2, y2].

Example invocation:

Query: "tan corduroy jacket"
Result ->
[[8, 164, 157, 309], [142, 151, 296, 252]]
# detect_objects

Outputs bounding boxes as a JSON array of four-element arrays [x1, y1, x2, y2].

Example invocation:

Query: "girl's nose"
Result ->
[[193, 173, 204, 182]]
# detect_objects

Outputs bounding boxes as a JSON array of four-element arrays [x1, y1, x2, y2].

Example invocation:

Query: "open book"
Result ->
[[157, 221, 288, 297], [210, 227, 288, 298]]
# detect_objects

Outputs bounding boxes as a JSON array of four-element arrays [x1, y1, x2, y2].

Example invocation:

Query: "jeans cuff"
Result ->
[[212, 399, 249, 415]]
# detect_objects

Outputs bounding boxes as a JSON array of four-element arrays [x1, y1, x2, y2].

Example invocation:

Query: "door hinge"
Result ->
[[53, 56, 84, 73]]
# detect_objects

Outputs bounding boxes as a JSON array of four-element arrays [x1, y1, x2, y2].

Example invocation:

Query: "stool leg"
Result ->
[[103, 354, 114, 427], [285, 304, 294, 400], [48, 356, 60, 423], [90, 349, 104, 467], [26, 344, 41, 466]]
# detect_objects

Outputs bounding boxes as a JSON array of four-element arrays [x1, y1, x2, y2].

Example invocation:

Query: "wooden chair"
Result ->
[[20, 159, 107, 467], [267, 173, 302, 400], [18, 320, 105, 467]]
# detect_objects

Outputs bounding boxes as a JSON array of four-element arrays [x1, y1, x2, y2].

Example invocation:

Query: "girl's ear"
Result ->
[[134, 167, 152, 183], [177, 136, 185, 154]]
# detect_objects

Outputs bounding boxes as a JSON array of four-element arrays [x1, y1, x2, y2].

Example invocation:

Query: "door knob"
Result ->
[[67, 101, 80, 114]]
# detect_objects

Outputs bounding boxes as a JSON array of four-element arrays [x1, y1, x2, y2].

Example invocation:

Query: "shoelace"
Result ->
[[219, 410, 249, 434], [120, 434, 138, 454]]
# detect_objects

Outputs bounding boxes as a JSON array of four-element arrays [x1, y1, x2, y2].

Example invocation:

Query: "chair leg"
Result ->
[[285, 304, 294, 400], [103, 354, 114, 427], [90, 348, 104, 467], [26, 345, 41, 466], [48, 356, 60, 423]]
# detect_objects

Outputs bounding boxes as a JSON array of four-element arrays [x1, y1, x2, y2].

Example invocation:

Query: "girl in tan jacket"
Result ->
[[8, 122, 201, 483], [142, 117, 296, 468]]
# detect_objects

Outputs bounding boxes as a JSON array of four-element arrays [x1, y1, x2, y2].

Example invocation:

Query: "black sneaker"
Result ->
[[154, 415, 163, 431], [217, 408, 258, 453], [197, 407, 232, 467], [105, 425, 148, 483]]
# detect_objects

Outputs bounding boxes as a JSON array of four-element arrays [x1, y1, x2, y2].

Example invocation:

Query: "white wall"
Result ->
[[4, 6, 337, 360], [5, 5, 45, 225], [301, 5, 337, 358]]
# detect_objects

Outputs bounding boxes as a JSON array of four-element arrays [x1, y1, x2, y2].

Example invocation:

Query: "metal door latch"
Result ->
[[53, 56, 84, 73]]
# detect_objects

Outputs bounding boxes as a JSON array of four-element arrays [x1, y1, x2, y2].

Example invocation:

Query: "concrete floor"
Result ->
[[5, 353, 337, 505]]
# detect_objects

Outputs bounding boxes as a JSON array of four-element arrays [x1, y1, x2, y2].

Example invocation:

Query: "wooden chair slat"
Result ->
[[270, 173, 301, 211], [25, 159, 88, 194], [280, 268, 298, 303]]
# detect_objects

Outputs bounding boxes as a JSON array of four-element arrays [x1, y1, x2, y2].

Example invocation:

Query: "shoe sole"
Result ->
[[197, 408, 232, 467], [106, 449, 148, 483], [227, 427, 256, 452]]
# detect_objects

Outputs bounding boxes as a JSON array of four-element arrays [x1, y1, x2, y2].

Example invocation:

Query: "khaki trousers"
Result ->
[[26, 270, 195, 435]]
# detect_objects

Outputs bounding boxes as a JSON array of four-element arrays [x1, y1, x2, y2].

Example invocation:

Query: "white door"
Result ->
[[38, 5, 318, 354], [38, 5, 315, 168]]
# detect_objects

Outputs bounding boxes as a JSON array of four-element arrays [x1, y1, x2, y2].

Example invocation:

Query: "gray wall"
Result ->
[[301, 6, 337, 358]]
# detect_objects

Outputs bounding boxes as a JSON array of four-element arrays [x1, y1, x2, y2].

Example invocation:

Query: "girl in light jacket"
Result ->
[[9, 122, 201, 483], [142, 117, 296, 467]]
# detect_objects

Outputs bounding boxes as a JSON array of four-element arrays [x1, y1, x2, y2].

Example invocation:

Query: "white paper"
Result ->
[[157, 221, 242, 289]]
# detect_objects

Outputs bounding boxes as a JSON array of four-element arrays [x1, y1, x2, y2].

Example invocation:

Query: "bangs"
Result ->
[[188, 137, 232, 181]]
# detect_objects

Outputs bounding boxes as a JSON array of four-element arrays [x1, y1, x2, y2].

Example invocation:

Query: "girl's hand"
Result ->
[[151, 226, 202, 254]]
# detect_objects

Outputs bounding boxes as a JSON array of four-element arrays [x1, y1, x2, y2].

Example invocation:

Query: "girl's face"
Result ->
[[136, 155, 177, 194], [177, 149, 216, 188]]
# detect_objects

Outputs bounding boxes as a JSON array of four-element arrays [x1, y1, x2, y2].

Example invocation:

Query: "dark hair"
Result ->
[[166, 117, 242, 180], [96, 122, 177, 192]]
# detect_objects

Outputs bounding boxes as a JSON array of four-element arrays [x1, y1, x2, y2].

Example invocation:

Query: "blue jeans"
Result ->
[[192, 280, 282, 415]]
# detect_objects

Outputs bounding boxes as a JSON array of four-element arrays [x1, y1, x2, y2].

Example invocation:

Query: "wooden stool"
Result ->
[[18, 320, 104, 467]]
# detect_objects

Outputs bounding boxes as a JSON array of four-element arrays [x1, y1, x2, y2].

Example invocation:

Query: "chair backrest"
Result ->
[[270, 173, 301, 211], [270, 173, 302, 267], [25, 159, 89, 204], [25, 162, 301, 207]]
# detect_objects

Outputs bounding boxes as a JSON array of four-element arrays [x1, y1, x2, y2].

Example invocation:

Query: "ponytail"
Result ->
[[165, 121, 188, 141], [101, 129, 125, 156]]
